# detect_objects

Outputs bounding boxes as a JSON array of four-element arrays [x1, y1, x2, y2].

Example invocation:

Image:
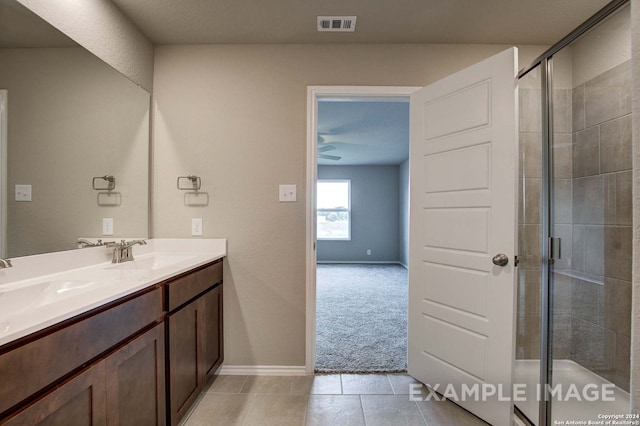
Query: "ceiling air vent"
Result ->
[[317, 16, 357, 32]]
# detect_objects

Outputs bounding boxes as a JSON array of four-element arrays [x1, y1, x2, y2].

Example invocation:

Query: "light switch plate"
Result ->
[[15, 184, 32, 202], [192, 218, 203, 236], [279, 184, 297, 202], [102, 218, 114, 236]]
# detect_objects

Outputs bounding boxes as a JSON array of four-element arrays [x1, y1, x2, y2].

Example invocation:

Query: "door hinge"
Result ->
[[514, 255, 519, 267], [549, 237, 561, 260]]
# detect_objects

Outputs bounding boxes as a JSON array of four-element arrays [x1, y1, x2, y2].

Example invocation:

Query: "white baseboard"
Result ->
[[219, 365, 308, 376], [317, 260, 403, 265]]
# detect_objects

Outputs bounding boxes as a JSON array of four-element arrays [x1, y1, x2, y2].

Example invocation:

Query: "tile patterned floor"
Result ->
[[180, 374, 489, 426]]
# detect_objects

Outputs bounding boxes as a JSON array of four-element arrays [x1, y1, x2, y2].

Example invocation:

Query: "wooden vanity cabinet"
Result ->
[[3, 361, 108, 426], [0, 288, 165, 425], [166, 260, 223, 426], [0, 257, 223, 426], [105, 323, 166, 426]]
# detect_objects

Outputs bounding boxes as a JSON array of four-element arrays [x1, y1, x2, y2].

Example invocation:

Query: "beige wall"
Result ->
[[0, 47, 149, 257], [152, 43, 546, 366], [16, 0, 154, 91]]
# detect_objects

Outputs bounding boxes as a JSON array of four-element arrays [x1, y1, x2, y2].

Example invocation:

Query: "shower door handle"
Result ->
[[492, 253, 509, 267]]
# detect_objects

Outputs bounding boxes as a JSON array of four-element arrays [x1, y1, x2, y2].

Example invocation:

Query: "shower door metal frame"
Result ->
[[516, 0, 630, 424]]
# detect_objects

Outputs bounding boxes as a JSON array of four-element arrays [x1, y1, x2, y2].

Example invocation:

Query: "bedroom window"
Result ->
[[317, 180, 351, 240]]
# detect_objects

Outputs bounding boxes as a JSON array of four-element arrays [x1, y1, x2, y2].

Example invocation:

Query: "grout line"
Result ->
[[237, 375, 249, 394], [240, 393, 257, 426]]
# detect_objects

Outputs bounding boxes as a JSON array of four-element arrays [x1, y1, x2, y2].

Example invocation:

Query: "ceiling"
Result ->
[[110, 0, 611, 45], [317, 100, 409, 166]]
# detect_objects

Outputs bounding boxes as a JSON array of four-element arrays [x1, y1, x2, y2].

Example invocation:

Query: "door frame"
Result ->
[[305, 85, 420, 373], [0, 90, 7, 258]]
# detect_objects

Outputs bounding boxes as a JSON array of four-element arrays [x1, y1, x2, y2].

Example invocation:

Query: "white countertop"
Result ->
[[0, 239, 226, 347]]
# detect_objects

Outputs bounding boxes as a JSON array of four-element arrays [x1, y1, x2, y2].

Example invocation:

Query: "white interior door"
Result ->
[[408, 47, 518, 426]]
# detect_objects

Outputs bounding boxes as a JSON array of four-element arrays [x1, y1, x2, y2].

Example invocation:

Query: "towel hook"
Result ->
[[177, 175, 201, 191], [92, 175, 116, 191]]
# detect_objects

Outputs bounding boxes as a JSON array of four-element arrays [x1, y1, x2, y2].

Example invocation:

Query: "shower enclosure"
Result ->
[[515, 1, 632, 424]]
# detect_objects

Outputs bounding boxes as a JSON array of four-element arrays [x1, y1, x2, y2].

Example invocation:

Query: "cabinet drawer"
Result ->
[[166, 261, 222, 312], [0, 287, 162, 416]]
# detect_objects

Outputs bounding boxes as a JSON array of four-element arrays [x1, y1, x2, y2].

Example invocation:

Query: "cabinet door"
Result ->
[[202, 285, 223, 378], [105, 324, 166, 426], [168, 299, 204, 426], [3, 362, 107, 426]]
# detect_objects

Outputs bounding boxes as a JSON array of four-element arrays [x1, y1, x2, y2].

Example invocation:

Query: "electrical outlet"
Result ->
[[366, 249, 372, 256], [15, 184, 32, 202], [102, 218, 114, 236], [279, 184, 297, 202], [192, 218, 203, 236]]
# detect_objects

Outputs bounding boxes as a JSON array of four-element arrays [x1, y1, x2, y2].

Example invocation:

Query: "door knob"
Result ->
[[492, 253, 509, 267]]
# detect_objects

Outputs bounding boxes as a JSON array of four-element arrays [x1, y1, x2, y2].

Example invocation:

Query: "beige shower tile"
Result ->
[[306, 395, 365, 425], [583, 226, 604, 277], [517, 270, 541, 316], [553, 179, 572, 225], [553, 89, 572, 134], [571, 277, 602, 323], [603, 278, 632, 337], [613, 335, 631, 392], [572, 84, 585, 132], [600, 114, 632, 173], [615, 171, 632, 226], [519, 88, 543, 133], [243, 394, 309, 426], [584, 61, 631, 127], [519, 133, 543, 178], [361, 395, 426, 425], [573, 176, 604, 224], [553, 315, 572, 359], [604, 226, 632, 281], [522, 178, 542, 224], [516, 314, 540, 359], [571, 318, 616, 372], [573, 126, 600, 178], [553, 133, 573, 179]]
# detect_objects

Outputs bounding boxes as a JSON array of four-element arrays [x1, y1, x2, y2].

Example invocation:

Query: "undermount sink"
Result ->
[[0, 279, 111, 320], [105, 253, 197, 271]]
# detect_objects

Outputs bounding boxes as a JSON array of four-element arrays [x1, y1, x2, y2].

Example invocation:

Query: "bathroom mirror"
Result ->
[[0, 0, 150, 258]]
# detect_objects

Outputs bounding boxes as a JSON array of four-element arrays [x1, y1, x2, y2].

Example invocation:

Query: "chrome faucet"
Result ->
[[77, 239, 107, 248], [0, 258, 12, 269], [107, 240, 147, 263]]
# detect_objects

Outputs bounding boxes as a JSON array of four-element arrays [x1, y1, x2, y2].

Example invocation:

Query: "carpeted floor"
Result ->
[[315, 263, 408, 373]]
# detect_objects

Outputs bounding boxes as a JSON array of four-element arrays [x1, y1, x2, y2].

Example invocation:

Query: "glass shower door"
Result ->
[[515, 63, 544, 425], [549, 4, 631, 421]]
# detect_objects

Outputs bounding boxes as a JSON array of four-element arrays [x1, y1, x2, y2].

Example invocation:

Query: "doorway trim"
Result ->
[[305, 85, 420, 373], [0, 90, 7, 258]]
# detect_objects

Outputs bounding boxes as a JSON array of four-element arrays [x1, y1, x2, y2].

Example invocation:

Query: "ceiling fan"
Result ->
[[318, 144, 341, 161], [317, 134, 341, 161]]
